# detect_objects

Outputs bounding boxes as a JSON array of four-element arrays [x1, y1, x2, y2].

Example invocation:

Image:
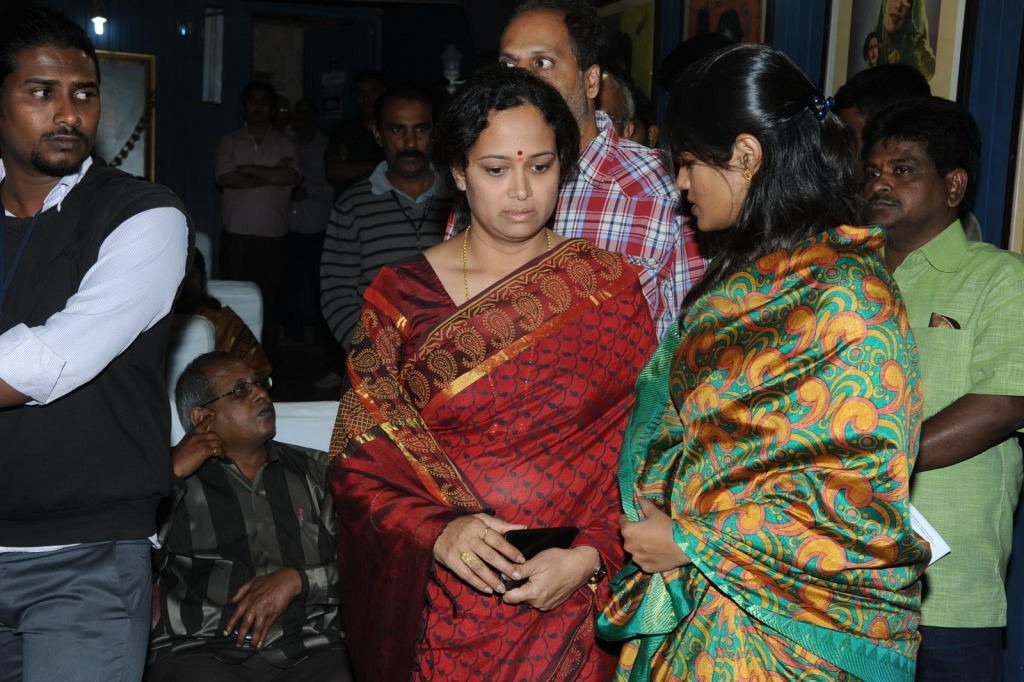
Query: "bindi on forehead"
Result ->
[[517, 150, 524, 160]]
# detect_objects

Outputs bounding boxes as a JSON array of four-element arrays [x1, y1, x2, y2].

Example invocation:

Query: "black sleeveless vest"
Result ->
[[0, 165, 193, 546]]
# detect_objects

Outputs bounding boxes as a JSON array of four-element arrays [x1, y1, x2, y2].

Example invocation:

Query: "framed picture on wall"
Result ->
[[824, 0, 976, 101], [597, 0, 658, 96], [681, 0, 771, 44], [95, 50, 156, 180]]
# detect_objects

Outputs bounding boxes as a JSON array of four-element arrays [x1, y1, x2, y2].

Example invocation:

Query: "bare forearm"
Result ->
[[917, 393, 1024, 471], [217, 170, 262, 189], [0, 377, 28, 407]]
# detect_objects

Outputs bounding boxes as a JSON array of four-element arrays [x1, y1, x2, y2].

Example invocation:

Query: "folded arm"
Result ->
[[0, 206, 188, 405]]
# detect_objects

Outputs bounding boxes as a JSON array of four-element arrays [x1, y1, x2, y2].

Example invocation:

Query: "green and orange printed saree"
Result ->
[[598, 225, 930, 681]]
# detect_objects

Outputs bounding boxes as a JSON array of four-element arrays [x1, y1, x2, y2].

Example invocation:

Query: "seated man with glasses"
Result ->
[[148, 351, 352, 682]]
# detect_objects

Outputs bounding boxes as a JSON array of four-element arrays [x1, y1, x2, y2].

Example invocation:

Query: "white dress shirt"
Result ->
[[0, 157, 189, 405]]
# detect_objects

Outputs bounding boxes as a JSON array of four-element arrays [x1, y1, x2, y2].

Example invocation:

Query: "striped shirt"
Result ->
[[150, 442, 341, 667], [320, 162, 452, 348]]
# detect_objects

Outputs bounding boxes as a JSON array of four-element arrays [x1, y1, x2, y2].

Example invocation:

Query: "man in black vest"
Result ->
[[0, 9, 190, 681]]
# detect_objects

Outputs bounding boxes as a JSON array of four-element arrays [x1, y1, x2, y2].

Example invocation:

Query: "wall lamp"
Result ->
[[90, 1, 107, 36]]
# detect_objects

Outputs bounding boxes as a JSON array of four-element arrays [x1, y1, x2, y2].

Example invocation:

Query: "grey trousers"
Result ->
[[0, 539, 152, 682]]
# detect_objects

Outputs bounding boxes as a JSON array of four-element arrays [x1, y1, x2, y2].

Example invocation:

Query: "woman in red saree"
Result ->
[[329, 67, 656, 681]]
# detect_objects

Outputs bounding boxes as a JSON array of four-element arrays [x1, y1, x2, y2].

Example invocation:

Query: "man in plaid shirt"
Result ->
[[493, 0, 704, 336]]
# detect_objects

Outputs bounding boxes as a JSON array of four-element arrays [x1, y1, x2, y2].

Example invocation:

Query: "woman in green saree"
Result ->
[[875, 0, 935, 80], [598, 44, 930, 681]]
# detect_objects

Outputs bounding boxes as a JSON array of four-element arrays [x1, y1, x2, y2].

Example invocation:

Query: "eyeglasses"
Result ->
[[199, 376, 272, 408]]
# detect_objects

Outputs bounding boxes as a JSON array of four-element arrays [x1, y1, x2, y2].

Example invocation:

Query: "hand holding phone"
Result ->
[[501, 526, 578, 589]]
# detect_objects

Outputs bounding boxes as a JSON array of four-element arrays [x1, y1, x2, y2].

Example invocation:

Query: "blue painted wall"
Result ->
[[964, 1, 1024, 247], [770, 0, 831, 88]]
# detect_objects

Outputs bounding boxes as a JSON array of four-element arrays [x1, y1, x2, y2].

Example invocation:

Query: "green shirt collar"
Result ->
[[904, 220, 968, 274]]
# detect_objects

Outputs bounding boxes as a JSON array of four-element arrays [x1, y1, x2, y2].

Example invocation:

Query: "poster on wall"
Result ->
[[96, 50, 155, 180], [681, 0, 769, 44], [825, 0, 973, 101]]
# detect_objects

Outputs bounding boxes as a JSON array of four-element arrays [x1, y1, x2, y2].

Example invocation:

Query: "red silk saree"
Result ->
[[330, 239, 656, 681]]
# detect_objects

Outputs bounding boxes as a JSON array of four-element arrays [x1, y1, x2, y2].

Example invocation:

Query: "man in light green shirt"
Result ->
[[863, 96, 1024, 681]]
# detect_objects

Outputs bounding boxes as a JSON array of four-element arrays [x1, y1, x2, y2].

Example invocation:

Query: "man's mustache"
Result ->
[[396, 149, 427, 161], [867, 193, 898, 207], [41, 127, 89, 143]]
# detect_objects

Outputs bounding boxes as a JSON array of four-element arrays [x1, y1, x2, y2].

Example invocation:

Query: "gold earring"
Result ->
[[743, 169, 753, 189]]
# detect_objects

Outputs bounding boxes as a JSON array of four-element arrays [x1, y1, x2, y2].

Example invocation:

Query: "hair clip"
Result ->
[[809, 94, 835, 121]]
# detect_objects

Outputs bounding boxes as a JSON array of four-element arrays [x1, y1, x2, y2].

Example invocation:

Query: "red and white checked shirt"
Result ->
[[557, 112, 704, 336]]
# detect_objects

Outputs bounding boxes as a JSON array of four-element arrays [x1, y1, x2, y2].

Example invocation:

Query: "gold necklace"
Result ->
[[462, 226, 552, 303]]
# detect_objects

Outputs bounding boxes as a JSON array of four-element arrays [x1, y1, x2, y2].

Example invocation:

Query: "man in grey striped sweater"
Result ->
[[319, 84, 452, 350]]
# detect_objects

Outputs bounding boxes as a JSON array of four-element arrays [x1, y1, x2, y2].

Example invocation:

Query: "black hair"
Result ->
[[241, 80, 276, 104], [656, 33, 735, 89], [175, 249, 222, 316], [433, 65, 580, 231], [668, 43, 862, 307], [512, 0, 606, 74], [600, 68, 635, 123], [834, 63, 930, 119], [372, 83, 436, 126], [0, 8, 99, 92], [631, 86, 655, 128], [862, 95, 981, 217]]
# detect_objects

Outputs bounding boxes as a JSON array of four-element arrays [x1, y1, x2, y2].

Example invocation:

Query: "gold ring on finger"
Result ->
[[460, 551, 478, 566]]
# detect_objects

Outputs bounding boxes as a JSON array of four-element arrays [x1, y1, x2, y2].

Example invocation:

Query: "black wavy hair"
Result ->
[[435, 64, 578, 179], [434, 66, 579, 232], [512, 0, 606, 73], [668, 43, 862, 308], [862, 95, 981, 217], [0, 8, 99, 93]]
